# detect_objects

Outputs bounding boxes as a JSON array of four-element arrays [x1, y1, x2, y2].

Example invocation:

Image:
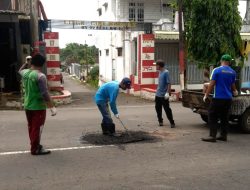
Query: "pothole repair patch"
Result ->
[[80, 131, 162, 145]]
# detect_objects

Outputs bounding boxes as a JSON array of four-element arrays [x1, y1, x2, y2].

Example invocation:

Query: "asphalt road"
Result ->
[[0, 74, 250, 190]]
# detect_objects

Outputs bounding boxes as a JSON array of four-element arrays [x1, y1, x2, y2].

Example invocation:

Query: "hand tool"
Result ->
[[117, 117, 131, 136]]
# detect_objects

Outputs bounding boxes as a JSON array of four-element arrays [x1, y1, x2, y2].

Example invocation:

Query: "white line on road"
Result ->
[[0, 145, 114, 156]]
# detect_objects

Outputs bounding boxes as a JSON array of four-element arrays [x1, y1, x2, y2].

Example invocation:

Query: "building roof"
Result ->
[[240, 33, 250, 41], [154, 31, 179, 40], [155, 31, 250, 41]]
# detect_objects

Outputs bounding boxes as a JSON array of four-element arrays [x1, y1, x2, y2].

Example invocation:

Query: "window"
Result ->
[[97, 8, 102, 16], [129, 2, 144, 22], [103, 2, 108, 12], [99, 50, 102, 56], [129, 3, 136, 21], [117, 48, 122, 56], [106, 49, 109, 56], [137, 3, 144, 22]]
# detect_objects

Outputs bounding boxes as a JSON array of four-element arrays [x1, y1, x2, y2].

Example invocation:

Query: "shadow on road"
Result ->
[[197, 121, 248, 134]]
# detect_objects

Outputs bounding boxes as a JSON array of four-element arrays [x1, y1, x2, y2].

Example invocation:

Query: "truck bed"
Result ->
[[182, 89, 250, 116]]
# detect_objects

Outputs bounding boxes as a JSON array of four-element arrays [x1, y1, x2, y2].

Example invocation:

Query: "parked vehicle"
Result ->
[[182, 89, 250, 133]]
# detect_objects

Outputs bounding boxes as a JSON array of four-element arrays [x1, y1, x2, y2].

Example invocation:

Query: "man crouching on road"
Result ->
[[19, 53, 57, 155], [95, 77, 131, 136]]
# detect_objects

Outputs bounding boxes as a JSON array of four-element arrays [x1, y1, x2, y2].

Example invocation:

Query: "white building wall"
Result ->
[[98, 31, 109, 81], [97, 0, 118, 81], [97, 0, 116, 21], [116, 57, 124, 81], [96, 0, 173, 83]]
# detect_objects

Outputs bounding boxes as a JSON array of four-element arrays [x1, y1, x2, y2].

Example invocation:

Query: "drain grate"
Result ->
[[80, 131, 161, 145]]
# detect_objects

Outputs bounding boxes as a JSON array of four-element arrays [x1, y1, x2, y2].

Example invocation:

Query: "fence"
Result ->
[[167, 63, 203, 85], [168, 64, 250, 86], [242, 66, 250, 83]]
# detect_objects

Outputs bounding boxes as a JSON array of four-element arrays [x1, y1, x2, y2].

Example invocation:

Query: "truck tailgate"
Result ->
[[182, 90, 211, 111]]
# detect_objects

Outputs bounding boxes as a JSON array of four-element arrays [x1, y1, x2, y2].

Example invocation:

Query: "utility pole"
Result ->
[[30, 0, 39, 45], [85, 41, 89, 76], [245, 0, 250, 24], [178, 0, 187, 90]]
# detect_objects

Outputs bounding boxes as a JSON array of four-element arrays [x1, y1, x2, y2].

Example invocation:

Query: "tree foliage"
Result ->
[[60, 43, 98, 67], [183, 0, 242, 67], [89, 65, 99, 80]]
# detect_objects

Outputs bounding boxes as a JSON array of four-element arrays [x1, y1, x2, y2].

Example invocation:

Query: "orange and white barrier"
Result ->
[[44, 32, 63, 91], [133, 34, 157, 91]]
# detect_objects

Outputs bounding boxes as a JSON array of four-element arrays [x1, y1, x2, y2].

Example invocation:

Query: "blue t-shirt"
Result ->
[[156, 69, 170, 97], [210, 65, 236, 99], [95, 81, 119, 115]]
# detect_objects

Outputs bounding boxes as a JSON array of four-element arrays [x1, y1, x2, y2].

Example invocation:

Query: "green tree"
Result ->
[[60, 43, 99, 74], [88, 65, 99, 88], [183, 0, 242, 67], [89, 65, 99, 80]]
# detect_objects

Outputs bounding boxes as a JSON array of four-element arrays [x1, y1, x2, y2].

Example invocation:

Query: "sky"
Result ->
[[41, 0, 247, 48], [41, 0, 99, 48]]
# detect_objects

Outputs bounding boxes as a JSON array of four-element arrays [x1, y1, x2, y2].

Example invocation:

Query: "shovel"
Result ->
[[117, 117, 131, 136]]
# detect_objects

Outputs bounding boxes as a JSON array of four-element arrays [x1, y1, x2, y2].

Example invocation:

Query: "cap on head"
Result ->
[[26, 55, 32, 60], [221, 54, 232, 62], [121, 77, 131, 89]]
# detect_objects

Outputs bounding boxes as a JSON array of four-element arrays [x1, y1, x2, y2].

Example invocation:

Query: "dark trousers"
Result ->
[[25, 110, 46, 154], [97, 103, 115, 134], [155, 96, 175, 124], [208, 99, 232, 138], [97, 103, 113, 125]]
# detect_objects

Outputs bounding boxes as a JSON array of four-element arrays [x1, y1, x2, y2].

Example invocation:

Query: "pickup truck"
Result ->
[[182, 89, 250, 133]]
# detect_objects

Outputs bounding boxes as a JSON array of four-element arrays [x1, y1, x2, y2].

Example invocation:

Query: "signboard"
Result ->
[[49, 19, 152, 32]]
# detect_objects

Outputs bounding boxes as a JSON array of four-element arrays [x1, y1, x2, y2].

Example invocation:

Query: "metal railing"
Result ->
[[168, 64, 250, 86], [242, 66, 250, 82]]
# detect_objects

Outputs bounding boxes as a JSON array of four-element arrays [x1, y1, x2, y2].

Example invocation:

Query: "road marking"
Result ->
[[0, 145, 114, 156]]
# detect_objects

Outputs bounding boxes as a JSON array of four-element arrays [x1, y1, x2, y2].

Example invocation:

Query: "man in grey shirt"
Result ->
[[155, 59, 175, 128]]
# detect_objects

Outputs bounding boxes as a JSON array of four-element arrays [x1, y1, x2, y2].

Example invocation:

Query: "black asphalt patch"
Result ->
[[80, 131, 161, 145]]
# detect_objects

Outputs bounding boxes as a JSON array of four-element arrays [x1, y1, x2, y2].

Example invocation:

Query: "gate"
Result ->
[[155, 43, 203, 85]]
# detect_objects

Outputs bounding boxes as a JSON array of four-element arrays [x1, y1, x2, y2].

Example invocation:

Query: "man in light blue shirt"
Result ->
[[95, 77, 131, 136], [155, 59, 175, 128]]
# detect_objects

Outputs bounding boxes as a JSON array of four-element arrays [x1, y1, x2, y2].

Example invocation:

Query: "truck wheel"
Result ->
[[240, 108, 250, 133], [200, 114, 208, 123]]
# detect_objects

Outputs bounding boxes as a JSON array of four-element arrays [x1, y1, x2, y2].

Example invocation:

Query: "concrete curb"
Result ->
[[139, 88, 180, 102], [51, 89, 72, 105]]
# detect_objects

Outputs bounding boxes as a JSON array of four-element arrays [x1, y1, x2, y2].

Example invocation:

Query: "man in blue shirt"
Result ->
[[155, 59, 175, 128], [95, 77, 131, 136], [202, 54, 238, 142]]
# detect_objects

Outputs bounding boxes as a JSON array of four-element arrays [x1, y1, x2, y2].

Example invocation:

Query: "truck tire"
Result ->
[[240, 108, 250, 133], [200, 114, 208, 123]]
